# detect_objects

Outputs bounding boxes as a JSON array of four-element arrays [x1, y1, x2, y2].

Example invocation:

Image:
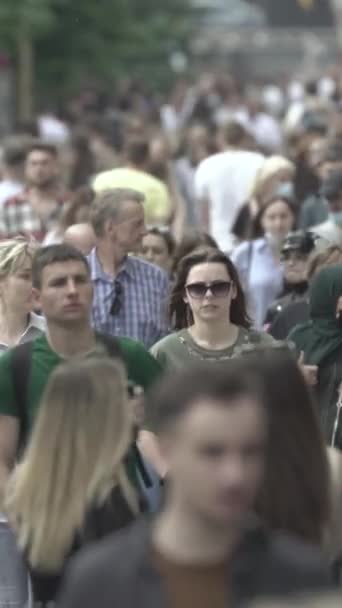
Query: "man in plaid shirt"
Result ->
[[88, 188, 170, 349], [0, 141, 68, 242]]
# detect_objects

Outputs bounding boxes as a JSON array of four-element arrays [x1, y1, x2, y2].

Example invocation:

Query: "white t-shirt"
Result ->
[[195, 150, 264, 251]]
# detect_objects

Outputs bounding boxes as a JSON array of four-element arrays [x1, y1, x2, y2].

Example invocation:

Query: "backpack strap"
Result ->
[[11, 341, 33, 452], [95, 332, 123, 360]]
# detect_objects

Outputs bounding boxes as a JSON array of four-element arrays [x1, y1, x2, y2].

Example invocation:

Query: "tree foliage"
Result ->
[[0, 0, 196, 102]]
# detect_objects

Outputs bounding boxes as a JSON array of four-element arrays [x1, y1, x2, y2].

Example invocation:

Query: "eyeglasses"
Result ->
[[110, 280, 123, 315], [185, 280, 232, 299]]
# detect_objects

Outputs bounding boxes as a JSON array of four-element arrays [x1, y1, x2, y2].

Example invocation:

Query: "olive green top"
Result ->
[[150, 327, 274, 370]]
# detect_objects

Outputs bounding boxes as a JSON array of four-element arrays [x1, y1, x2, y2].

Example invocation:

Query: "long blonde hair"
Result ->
[[5, 357, 138, 571]]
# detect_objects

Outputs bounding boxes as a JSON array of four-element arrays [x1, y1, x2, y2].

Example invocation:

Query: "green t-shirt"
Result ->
[[0, 333, 161, 433], [150, 327, 275, 370]]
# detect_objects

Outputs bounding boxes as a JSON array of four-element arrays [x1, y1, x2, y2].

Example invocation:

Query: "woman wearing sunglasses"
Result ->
[[150, 248, 274, 370]]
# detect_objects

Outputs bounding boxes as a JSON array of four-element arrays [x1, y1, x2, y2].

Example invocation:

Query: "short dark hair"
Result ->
[[2, 137, 29, 167], [125, 137, 149, 166], [146, 362, 265, 434], [170, 248, 251, 330], [26, 141, 58, 160], [222, 120, 249, 147], [320, 170, 342, 201], [32, 244, 89, 289]]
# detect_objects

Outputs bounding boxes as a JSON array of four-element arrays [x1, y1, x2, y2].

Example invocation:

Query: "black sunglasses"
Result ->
[[185, 280, 232, 299], [110, 280, 123, 315]]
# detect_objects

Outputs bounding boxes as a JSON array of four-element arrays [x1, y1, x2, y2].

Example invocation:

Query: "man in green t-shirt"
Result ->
[[0, 243, 161, 502]]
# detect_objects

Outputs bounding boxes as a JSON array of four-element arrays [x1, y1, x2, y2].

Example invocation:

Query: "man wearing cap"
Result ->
[[265, 230, 316, 339]]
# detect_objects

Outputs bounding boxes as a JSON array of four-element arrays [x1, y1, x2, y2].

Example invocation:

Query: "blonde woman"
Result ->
[[233, 155, 295, 243], [0, 237, 45, 352], [5, 357, 142, 604]]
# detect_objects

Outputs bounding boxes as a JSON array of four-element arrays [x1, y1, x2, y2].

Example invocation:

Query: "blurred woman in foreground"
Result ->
[[241, 346, 341, 577], [5, 358, 142, 604]]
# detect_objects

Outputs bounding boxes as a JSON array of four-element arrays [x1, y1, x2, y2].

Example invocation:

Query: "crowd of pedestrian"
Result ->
[[1, 67, 342, 607]]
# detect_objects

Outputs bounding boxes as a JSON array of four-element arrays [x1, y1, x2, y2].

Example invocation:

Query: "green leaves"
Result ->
[[2, 0, 196, 103]]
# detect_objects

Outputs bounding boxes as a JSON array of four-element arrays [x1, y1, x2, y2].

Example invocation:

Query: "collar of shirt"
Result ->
[[88, 248, 136, 283], [253, 237, 269, 252], [0, 312, 46, 349]]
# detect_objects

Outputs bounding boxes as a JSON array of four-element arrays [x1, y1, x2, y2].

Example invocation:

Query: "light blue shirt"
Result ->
[[231, 238, 284, 329], [88, 249, 170, 349]]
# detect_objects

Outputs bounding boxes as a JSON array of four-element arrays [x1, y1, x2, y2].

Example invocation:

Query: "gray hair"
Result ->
[[90, 188, 145, 237]]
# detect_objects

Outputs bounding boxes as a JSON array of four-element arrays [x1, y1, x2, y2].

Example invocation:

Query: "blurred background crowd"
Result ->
[[1, 1, 342, 607]]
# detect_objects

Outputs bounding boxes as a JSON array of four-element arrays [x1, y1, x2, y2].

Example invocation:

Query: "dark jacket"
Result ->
[[269, 299, 310, 340], [316, 346, 342, 450], [30, 486, 145, 605], [58, 518, 332, 608]]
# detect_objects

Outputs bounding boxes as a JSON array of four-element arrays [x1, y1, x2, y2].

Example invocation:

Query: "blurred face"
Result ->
[[33, 260, 93, 325], [184, 262, 237, 324], [281, 250, 308, 284], [261, 200, 294, 241], [110, 201, 146, 254], [0, 256, 33, 315], [25, 150, 59, 188], [161, 397, 266, 526], [141, 233, 171, 271]]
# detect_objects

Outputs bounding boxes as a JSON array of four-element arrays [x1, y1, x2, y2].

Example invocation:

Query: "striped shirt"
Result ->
[[88, 249, 170, 348]]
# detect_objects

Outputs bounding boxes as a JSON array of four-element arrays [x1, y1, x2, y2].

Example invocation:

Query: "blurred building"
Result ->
[[191, 0, 338, 79]]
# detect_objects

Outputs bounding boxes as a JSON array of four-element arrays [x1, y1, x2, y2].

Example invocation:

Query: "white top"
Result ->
[[195, 150, 264, 251], [0, 312, 46, 353], [0, 179, 23, 206]]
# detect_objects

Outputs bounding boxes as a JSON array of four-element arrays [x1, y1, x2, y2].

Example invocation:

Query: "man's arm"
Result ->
[[0, 415, 19, 507]]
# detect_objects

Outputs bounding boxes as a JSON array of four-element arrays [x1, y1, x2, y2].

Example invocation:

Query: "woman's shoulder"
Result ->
[[150, 330, 186, 355], [239, 327, 276, 347]]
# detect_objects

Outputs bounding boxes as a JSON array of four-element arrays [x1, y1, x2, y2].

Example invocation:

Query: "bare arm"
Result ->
[[0, 415, 19, 508]]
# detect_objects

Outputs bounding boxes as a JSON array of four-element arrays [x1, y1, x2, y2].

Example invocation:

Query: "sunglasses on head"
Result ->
[[185, 280, 232, 299], [110, 280, 123, 315]]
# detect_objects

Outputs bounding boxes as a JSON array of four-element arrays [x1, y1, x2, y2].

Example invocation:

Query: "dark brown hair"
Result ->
[[32, 244, 89, 289], [241, 346, 331, 546], [26, 141, 58, 160], [172, 230, 218, 274], [170, 248, 251, 330]]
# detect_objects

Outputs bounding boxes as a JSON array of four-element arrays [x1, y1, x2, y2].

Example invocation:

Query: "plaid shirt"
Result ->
[[0, 190, 67, 241], [88, 249, 170, 349]]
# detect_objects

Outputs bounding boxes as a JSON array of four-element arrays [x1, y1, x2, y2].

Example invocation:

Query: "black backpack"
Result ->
[[11, 334, 153, 489], [11, 333, 123, 451]]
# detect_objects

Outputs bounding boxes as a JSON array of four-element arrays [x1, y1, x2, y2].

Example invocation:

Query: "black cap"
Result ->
[[281, 231, 316, 255], [320, 170, 342, 201]]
